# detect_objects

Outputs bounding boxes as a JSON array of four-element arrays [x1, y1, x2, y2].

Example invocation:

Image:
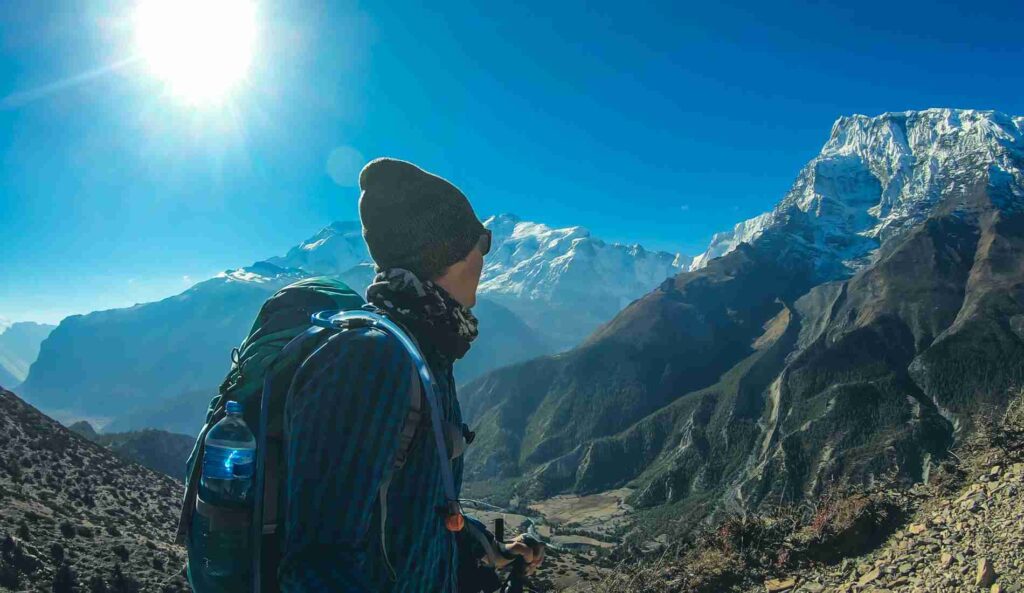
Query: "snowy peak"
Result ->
[[479, 214, 690, 347], [208, 214, 689, 347], [480, 214, 687, 302], [266, 220, 367, 276], [691, 108, 1024, 274]]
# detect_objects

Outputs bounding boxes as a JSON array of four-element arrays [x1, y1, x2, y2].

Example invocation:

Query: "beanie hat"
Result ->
[[358, 158, 487, 280]]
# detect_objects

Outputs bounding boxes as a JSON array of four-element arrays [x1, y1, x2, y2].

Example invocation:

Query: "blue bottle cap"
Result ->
[[225, 400, 243, 415]]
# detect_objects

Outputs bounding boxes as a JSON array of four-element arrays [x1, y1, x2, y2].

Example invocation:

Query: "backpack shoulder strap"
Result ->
[[252, 324, 329, 593], [321, 310, 465, 533], [392, 360, 424, 471], [252, 310, 436, 592], [378, 361, 423, 581]]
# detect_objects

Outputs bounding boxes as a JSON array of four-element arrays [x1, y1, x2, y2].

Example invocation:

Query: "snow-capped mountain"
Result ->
[[691, 109, 1024, 275], [266, 220, 370, 276], [217, 213, 689, 348], [460, 108, 1024, 525], [480, 214, 690, 347], [20, 213, 685, 426]]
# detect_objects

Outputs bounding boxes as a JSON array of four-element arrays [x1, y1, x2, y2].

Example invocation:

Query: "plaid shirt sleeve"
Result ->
[[278, 327, 414, 593]]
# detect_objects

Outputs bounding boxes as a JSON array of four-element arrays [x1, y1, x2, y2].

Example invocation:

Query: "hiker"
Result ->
[[278, 158, 544, 592]]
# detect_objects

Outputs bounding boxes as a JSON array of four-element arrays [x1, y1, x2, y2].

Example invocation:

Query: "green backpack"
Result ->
[[176, 276, 469, 593]]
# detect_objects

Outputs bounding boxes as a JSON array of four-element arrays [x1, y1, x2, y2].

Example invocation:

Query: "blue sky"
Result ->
[[1, 0, 1023, 324]]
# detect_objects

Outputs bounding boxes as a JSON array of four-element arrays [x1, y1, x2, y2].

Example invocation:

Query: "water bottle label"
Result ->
[[232, 457, 254, 478], [203, 444, 255, 481]]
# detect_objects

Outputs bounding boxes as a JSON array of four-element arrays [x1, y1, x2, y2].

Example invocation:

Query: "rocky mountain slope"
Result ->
[[0, 387, 186, 591], [480, 214, 690, 349], [69, 421, 194, 481], [761, 461, 1024, 592], [575, 393, 1024, 593], [19, 214, 682, 429], [461, 109, 1024, 528], [0, 321, 54, 390]]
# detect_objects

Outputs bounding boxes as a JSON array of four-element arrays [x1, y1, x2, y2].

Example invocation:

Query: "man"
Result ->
[[278, 158, 543, 592]]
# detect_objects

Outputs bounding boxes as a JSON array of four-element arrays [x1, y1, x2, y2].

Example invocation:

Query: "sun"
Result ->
[[134, 0, 257, 106]]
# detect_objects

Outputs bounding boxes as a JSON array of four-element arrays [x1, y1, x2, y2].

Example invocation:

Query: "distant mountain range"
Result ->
[[0, 322, 54, 390], [460, 109, 1024, 524], [18, 215, 684, 431]]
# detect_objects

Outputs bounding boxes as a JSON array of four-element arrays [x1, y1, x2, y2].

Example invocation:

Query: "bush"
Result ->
[[108, 564, 140, 593], [59, 521, 76, 538], [0, 559, 20, 589], [52, 562, 79, 593], [111, 544, 130, 562], [87, 575, 108, 593], [793, 491, 901, 562]]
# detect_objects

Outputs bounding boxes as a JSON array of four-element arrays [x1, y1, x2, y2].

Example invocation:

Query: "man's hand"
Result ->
[[500, 535, 545, 576]]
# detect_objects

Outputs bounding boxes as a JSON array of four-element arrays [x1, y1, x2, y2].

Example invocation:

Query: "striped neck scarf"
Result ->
[[366, 268, 479, 361]]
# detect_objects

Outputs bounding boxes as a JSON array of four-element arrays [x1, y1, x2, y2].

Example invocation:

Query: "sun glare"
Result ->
[[134, 0, 257, 106]]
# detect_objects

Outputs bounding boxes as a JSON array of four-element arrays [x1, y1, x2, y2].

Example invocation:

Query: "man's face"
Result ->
[[435, 244, 485, 309], [464, 246, 484, 308]]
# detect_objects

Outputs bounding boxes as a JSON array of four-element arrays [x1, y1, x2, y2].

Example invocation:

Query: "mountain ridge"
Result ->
[[461, 108, 1024, 529], [19, 213, 685, 427], [691, 108, 1024, 275]]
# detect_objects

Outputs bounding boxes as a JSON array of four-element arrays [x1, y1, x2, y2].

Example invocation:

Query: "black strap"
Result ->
[[393, 364, 424, 471], [261, 435, 282, 535], [254, 326, 329, 593]]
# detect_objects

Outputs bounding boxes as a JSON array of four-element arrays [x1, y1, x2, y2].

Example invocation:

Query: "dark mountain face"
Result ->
[[69, 423, 195, 482], [457, 298, 554, 385], [19, 276, 279, 423], [104, 388, 213, 436], [0, 388, 185, 591], [461, 111, 1024, 526], [461, 241, 817, 484], [20, 272, 550, 430]]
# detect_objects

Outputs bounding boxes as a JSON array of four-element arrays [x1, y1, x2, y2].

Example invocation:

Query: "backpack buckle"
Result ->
[[310, 310, 374, 331]]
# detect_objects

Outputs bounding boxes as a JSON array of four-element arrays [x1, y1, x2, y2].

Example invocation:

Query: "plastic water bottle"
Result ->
[[198, 400, 255, 584]]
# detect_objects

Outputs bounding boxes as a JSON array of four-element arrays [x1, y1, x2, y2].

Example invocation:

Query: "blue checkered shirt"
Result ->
[[279, 326, 464, 593]]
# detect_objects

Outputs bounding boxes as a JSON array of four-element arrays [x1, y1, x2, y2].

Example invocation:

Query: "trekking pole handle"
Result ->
[[504, 557, 526, 593]]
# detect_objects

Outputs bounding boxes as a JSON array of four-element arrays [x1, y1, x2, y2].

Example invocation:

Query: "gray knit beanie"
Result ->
[[358, 158, 486, 280]]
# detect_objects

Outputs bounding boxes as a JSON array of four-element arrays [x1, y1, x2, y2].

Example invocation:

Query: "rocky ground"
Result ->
[[574, 395, 1024, 593], [754, 460, 1024, 593], [0, 388, 188, 592]]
